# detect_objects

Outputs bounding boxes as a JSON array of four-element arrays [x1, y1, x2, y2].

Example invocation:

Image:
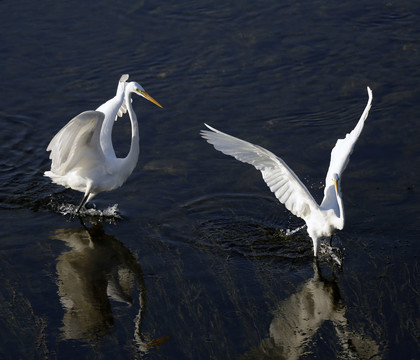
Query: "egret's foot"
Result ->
[[319, 242, 344, 268]]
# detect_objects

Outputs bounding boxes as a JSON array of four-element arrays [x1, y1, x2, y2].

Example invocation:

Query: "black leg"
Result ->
[[76, 193, 89, 213]]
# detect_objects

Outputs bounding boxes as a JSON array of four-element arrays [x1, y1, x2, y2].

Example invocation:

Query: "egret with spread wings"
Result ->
[[45, 75, 162, 212], [201, 87, 372, 257]]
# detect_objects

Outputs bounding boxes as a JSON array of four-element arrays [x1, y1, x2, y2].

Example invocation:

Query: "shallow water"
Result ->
[[1, 0, 419, 359]]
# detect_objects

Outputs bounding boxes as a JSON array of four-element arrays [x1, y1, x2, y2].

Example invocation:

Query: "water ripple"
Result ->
[[0, 112, 64, 211], [180, 192, 312, 261]]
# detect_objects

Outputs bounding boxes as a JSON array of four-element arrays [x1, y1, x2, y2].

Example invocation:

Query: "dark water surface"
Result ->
[[1, 1, 419, 359]]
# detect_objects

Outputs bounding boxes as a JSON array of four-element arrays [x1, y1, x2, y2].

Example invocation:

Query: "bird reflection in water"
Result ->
[[243, 263, 381, 360], [51, 220, 168, 353]]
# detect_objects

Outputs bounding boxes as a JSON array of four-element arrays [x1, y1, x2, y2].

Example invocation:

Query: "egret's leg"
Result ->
[[86, 193, 96, 206], [329, 235, 333, 246], [77, 193, 90, 213], [77, 182, 95, 213], [311, 236, 320, 257]]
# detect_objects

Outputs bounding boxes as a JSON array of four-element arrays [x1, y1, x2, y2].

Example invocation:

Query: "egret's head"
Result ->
[[128, 81, 163, 108], [332, 173, 340, 193]]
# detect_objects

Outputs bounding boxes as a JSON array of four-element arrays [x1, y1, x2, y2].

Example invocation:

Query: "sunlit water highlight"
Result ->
[[0, 0, 419, 359]]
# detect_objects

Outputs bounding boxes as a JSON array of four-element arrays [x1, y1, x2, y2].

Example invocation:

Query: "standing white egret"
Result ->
[[201, 87, 372, 257], [45, 75, 162, 212]]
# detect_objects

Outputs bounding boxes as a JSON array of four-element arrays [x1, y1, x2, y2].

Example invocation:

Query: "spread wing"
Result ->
[[116, 74, 130, 119], [324, 87, 373, 182], [46, 110, 105, 175], [201, 124, 320, 222], [96, 74, 129, 121], [322, 87, 373, 205]]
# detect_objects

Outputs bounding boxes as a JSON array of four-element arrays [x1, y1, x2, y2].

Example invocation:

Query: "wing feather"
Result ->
[[201, 124, 320, 221], [321, 87, 372, 209], [46, 111, 105, 175], [324, 87, 372, 185]]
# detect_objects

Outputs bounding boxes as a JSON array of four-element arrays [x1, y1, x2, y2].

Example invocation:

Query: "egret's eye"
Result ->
[[44, 77, 162, 214], [199, 86, 372, 259]]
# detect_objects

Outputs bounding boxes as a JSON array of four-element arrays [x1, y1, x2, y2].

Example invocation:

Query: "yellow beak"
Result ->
[[333, 179, 339, 193], [137, 89, 163, 108]]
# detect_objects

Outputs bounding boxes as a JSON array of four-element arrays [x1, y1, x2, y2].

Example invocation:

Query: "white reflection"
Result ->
[[244, 263, 381, 359], [51, 221, 166, 353]]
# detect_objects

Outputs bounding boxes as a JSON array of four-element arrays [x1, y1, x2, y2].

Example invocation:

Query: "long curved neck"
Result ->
[[334, 187, 345, 229], [321, 182, 345, 229], [98, 83, 125, 159], [120, 91, 140, 176]]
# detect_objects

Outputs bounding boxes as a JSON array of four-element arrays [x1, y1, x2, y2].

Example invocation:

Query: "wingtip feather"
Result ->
[[366, 86, 373, 101], [203, 123, 217, 132]]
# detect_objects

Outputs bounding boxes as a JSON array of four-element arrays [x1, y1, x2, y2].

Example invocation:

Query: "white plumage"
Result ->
[[45, 75, 162, 212], [201, 87, 373, 256]]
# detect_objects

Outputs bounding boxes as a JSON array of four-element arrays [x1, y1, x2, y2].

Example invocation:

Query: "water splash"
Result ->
[[282, 224, 307, 236], [319, 242, 344, 268], [54, 202, 122, 220]]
